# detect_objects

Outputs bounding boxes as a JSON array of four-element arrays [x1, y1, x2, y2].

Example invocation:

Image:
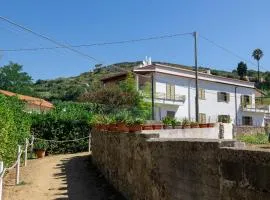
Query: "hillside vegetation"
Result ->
[[32, 61, 270, 102]]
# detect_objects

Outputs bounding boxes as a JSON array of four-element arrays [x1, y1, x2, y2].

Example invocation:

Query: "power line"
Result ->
[[199, 34, 268, 71], [0, 16, 102, 63], [0, 32, 193, 52]]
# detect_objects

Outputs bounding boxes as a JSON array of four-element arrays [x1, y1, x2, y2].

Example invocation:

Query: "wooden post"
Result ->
[[88, 133, 91, 153], [24, 139, 28, 167], [16, 145, 21, 185], [30, 135, 34, 159], [0, 161, 3, 200]]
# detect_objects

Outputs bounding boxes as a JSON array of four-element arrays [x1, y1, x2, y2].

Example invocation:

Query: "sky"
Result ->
[[0, 0, 269, 80]]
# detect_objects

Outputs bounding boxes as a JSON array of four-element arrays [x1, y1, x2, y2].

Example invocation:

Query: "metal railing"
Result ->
[[155, 92, 186, 102], [241, 104, 270, 113]]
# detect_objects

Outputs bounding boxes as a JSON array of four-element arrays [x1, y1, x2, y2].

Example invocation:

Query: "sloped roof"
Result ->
[[0, 89, 54, 109]]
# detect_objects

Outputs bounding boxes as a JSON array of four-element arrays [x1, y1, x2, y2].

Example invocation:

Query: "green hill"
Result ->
[[33, 61, 270, 102]]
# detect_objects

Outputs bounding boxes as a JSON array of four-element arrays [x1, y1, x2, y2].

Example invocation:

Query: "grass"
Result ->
[[237, 133, 270, 145]]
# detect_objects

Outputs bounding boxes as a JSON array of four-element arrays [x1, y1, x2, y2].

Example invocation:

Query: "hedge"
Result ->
[[0, 95, 31, 166]]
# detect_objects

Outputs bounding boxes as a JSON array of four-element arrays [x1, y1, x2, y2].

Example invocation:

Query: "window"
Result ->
[[167, 111, 175, 118], [166, 83, 175, 100], [217, 92, 230, 102], [199, 113, 206, 124], [218, 115, 231, 123], [199, 88, 206, 100], [242, 116, 253, 126], [241, 95, 252, 106]]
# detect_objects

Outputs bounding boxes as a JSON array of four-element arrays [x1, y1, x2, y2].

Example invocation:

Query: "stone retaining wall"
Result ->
[[91, 131, 270, 200]]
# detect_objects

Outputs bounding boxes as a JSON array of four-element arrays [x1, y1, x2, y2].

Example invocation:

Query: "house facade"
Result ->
[[133, 63, 269, 126]]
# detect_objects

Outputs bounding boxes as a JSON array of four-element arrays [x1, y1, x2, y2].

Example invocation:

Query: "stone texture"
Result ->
[[92, 131, 270, 200]]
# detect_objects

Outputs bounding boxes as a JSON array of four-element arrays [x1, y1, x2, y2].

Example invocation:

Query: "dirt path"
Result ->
[[3, 152, 125, 200]]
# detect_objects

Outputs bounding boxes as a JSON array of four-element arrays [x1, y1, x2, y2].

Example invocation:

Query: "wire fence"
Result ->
[[0, 133, 91, 200]]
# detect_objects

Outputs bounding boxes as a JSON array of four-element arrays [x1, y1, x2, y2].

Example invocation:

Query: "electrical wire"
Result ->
[[0, 32, 193, 52], [0, 16, 102, 63], [199, 34, 268, 71]]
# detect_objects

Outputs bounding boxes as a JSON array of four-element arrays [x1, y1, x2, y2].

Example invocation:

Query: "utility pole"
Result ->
[[151, 73, 155, 120], [194, 31, 199, 122]]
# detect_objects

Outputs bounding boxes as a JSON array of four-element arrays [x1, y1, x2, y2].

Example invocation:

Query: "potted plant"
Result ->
[[199, 123, 208, 128], [115, 111, 130, 132], [191, 121, 199, 128], [162, 116, 172, 129], [207, 123, 215, 128], [174, 120, 182, 129], [128, 118, 144, 133], [171, 118, 178, 129], [182, 118, 191, 129], [152, 120, 163, 130], [34, 140, 48, 159], [107, 114, 117, 132]]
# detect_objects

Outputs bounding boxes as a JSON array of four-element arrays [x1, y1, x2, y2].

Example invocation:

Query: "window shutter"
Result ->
[[226, 93, 230, 102], [202, 89, 205, 99], [241, 95, 244, 105], [166, 84, 170, 100], [170, 84, 175, 100], [248, 96, 252, 105], [217, 92, 221, 102]]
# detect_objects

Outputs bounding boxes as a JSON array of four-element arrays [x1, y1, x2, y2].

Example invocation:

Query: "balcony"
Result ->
[[241, 104, 270, 114], [154, 92, 186, 105]]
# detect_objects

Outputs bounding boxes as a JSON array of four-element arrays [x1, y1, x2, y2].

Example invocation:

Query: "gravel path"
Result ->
[[3, 152, 125, 200]]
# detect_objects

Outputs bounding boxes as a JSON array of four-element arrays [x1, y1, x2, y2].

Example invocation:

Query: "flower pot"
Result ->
[[191, 124, 200, 128], [163, 125, 172, 129], [143, 124, 153, 130], [36, 149, 46, 159], [117, 123, 129, 132], [174, 125, 182, 129], [182, 125, 191, 129], [129, 124, 142, 133], [199, 124, 208, 128], [207, 123, 215, 128], [152, 124, 163, 130], [108, 124, 117, 132]]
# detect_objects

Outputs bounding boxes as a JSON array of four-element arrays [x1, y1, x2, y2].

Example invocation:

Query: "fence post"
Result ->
[[24, 139, 28, 167], [30, 135, 34, 159], [16, 145, 21, 185], [88, 133, 91, 153], [0, 161, 3, 200]]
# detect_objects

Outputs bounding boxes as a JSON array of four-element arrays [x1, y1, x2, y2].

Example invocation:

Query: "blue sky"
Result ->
[[0, 0, 269, 80]]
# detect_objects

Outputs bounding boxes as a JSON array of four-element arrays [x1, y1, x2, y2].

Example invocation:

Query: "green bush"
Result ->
[[31, 102, 92, 154], [237, 133, 269, 144], [0, 95, 31, 166]]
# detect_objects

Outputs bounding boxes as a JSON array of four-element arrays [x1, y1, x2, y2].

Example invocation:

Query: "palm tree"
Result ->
[[252, 48, 264, 82]]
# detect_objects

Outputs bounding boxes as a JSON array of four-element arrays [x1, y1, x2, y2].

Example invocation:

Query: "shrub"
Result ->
[[0, 95, 31, 166], [237, 133, 269, 144], [31, 102, 92, 154]]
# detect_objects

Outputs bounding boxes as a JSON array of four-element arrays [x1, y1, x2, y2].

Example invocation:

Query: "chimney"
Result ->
[[206, 69, 211, 75]]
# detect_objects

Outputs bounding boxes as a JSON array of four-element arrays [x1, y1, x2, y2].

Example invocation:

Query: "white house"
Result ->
[[133, 63, 270, 126]]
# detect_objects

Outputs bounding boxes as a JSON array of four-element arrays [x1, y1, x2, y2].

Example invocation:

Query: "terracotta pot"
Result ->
[[152, 124, 163, 130], [163, 125, 172, 129], [143, 124, 153, 130], [199, 124, 208, 128], [117, 123, 129, 132], [207, 123, 215, 128], [191, 124, 200, 128], [36, 149, 46, 158], [129, 124, 142, 133], [174, 125, 182, 129], [108, 124, 117, 132], [182, 125, 191, 129]]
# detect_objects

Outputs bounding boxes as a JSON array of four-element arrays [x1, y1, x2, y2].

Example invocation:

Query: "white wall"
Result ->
[[153, 73, 264, 126]]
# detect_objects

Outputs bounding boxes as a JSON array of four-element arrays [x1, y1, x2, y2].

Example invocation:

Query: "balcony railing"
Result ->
[[241, 104, 270, 113], [155, 92, 186, 102]]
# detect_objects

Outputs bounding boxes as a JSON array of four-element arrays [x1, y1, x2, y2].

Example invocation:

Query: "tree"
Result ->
[[0, 62, 34, 95], [252, 48, 264, 82], [236, 61, 247, 79]]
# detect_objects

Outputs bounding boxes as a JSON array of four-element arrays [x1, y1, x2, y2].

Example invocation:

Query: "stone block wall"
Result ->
[[91, 131, 270, 200]]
